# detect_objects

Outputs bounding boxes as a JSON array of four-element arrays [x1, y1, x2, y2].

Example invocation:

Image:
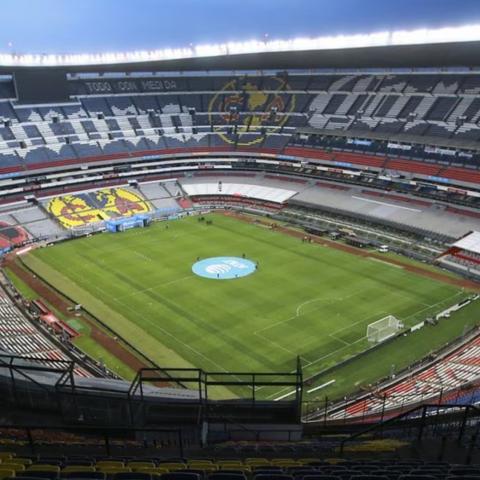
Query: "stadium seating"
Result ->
[[328, 335, 480, 420], [44, 187, 152, 228], [1, 452, 480, 480], [0, 72, 479, 186], [0, 204, 63, 241], [0, 287, 89, 376]]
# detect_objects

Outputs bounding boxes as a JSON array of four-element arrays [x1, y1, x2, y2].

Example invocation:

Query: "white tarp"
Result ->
[[182, 183, 297, 204], [452, 231, 480, 254]]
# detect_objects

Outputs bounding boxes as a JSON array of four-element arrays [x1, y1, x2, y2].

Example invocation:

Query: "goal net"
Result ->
[[367, 315, 403, 343]]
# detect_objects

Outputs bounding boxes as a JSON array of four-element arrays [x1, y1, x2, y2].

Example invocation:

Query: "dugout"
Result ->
[[345, 236, 371, 248], [304, 226, 328, 236]]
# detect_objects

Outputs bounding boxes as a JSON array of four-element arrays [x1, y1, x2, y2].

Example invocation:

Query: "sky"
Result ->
[[1, 0, 480, 55]]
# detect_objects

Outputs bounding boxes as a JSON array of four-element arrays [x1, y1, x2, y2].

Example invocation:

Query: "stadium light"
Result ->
[[0, 23, 480, 67]]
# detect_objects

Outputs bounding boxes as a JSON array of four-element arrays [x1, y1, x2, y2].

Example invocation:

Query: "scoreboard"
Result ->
[[14, 69, 70, 104]]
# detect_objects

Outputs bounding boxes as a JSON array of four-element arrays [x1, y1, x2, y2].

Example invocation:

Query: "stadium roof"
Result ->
[[452, 232, 480, 254], [1, 40, 480, 75], [2, 23, 480, 71]]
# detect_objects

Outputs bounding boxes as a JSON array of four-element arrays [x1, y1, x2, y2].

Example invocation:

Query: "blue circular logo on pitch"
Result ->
[[192, 257, 256, 280]]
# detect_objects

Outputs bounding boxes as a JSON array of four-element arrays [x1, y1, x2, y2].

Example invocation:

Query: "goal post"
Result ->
[[367, 315, 403, 343]]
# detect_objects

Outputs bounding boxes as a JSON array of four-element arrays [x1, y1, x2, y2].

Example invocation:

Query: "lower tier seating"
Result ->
[[328, 335, 480, 420], [44, 188, 153, 229], [0, 288, 89, 377]]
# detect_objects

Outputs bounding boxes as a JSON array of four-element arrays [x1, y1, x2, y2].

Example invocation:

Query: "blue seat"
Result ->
[[448, 471, 480, 477], [62, 474, 105, 480], [410, 471, 445, 478], [319, 468, 348, 472], [372, 472, 400, 480], [349, 476, 389, 480], [254, 475, 294, 480], [301, 476, 342, 480], [35, 461, 64, 467], [113, 474, 157, 480], [161, 474, 201, 480], [253, 469, 284, 473], [334, 470, 362, 480], [287, 469, 318, 475], [351, 467, 381, 472], [176, 471, 205, 480], [208, 474, 246, 480], [398, 476, 440, 480], [446, 477, 480, 480]]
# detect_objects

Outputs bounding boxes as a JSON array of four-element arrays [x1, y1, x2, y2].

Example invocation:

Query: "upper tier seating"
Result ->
[[0, 204, 64, 245], [0, 72, 478, 186]]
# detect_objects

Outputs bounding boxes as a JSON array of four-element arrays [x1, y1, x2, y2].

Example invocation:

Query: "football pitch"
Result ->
[[22, 213, 475, 399]]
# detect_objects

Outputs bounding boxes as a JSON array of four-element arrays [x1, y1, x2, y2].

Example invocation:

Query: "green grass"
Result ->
[[73, 335, 136, 380], [6, 265, 75, 325], [5, 268, 38, 300], [300, 298, 479, 402], [22, 213, 478, 400]]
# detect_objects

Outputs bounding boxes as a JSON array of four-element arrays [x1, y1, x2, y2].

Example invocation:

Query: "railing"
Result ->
[[129, 364, 303, 409], [339, 403, 480, 455], [0, 352, 303, 427]]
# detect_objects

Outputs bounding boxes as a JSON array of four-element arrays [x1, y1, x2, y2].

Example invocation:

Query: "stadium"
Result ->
[[2, 2, 480, 470]]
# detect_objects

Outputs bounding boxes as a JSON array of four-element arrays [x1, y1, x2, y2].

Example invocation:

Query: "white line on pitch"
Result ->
[[329, 310, 388, 336], [65, 269, 239, 378], [307, 379, 336, 394], [368, 257, 404, 269], [133, 250, 153, 261], [401, 291, 463, 322], [113, 295, 242, 376], [267, 292, 465, 401], [329, 334, 350, 346], [274, 389, 298, 401], [113, 275, 195, 301], [254, 289, 364, 335], [254, 331, 302, 357]]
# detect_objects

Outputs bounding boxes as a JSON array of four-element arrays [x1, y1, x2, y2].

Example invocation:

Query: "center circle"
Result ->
[[192, 256, 257, 280]]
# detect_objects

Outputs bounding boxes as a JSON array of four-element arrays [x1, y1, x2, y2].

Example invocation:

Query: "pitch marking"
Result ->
[[113, 275, 195, 301], [59, 268, 237, 378], [269, 292, 466, 399], [255, 289, 364, 335], [254, 331, 311, 363], [133, 251, 153, 262], [368, 257, 404, 269], [328, 333, 351, 346]]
